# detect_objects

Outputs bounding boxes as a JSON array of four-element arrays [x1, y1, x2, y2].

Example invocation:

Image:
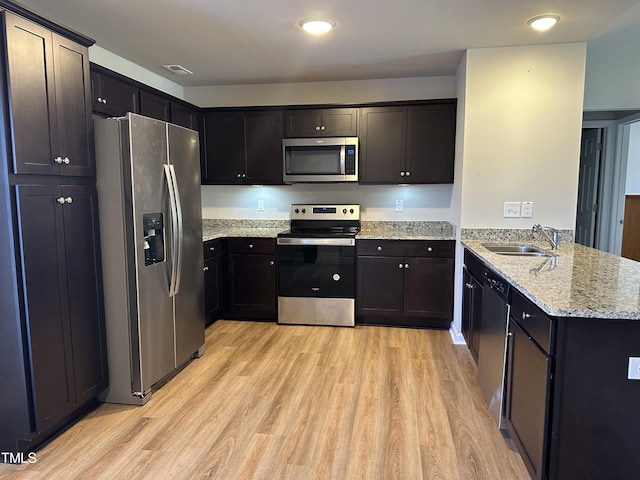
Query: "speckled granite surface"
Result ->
[[203, 219, 457, 241], [202, 219, 288, 241], [462, 239, 640, 320], [357, 221, 456, 240], [461, 228, 574, 243]]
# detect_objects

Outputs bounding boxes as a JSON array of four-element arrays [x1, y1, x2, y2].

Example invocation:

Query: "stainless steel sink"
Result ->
[[482, 244, 554, 257]]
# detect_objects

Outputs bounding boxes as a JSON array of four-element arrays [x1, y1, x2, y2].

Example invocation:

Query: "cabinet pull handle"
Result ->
[[405, 263, 409, 269], [203, 266, 209, 272], [399, 263, 404, 269], [377, 245, 382, 251], [270, 261, 274, 266], [315, 126, 321, 131], [249, 244, 254, 248], [102, 98, 107, 104], [465, 282, 474, 289], [406, 171, 411, 176], [427, 246, 433, 252], [54, 156, 63, 164], [209, 247, 215, 251], [237, 173, 242, 178], [56, 196, 66, 204], [320, 125, 326, 131], [242, 173, 246, 178], [97, 97, 103, 103], [400, 171, 405, 177], [62, 157, 70, 165], [65, 197, 73, 204], [522, 312, 531, 320]]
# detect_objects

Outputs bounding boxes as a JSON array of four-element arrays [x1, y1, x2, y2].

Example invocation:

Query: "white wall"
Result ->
[[89, 45, 185, 99], [583, 2, 640, 111], [185, 76, 456, 107], [626, 121, 640, 194], [459, 43, 587, 230], [201, 184, 454, 221]]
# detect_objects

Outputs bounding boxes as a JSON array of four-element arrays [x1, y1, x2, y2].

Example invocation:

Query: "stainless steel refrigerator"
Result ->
[[94, 113, 204, 405]]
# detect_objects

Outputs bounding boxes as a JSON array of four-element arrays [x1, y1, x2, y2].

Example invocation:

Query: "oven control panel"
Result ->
[[290, 204, 360, 220]]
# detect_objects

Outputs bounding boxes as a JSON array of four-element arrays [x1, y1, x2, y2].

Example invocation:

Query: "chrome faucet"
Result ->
[[532, 224, 560, 250]]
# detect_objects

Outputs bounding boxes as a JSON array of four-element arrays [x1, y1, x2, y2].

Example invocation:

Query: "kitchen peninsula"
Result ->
[[463, 237, 640, 480]]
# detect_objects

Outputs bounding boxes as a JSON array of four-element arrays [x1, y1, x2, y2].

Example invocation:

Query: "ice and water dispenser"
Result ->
[[143, 213, 164, 266]]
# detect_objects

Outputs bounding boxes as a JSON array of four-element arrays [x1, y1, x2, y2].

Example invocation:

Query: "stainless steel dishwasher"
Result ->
[[477, 267, 511, 429]]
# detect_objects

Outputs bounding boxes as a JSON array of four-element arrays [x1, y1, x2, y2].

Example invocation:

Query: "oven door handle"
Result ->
[[277, 237, 356, 246]]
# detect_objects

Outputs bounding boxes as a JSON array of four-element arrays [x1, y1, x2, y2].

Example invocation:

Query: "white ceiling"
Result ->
[[16, 0, 640, 87]]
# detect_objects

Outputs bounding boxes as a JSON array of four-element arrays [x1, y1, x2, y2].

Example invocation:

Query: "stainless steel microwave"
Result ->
[[282, 137, 358, 183]]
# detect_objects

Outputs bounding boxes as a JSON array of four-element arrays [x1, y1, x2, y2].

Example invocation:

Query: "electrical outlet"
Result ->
[[395, 199, 404, 212], [628, 357, 640, 380], [522, 201, 534, 218], [257, 199, 264, 211], [503, 202, 521, 218]]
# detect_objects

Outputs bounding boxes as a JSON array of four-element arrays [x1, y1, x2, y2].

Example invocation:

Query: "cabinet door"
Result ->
[[505, 320, 551, 480], [357, 256, 404, 318], [227, 253, 276, 319], [16, 185, 76, 432], [171, 102, 199, 129], [244, 110, 283, 184], [203, 255, 222, 324], [201, 113, 244, 184], [91, 71, 139, 116], [285, 109, 322, 137], [359, 107, 407, 183], [321, 108, 358, 136], [403, 257, 453, 326], [61, 185, 108, 405], [4, 12, 58, 175], [140, 90, 170, 121], [405, 103, 456, 183], [53, 34, 94, 176]]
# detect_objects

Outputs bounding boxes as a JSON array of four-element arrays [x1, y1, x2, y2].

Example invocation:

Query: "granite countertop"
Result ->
[[202, 220, 457, 242], [463, 240, 640, 320]]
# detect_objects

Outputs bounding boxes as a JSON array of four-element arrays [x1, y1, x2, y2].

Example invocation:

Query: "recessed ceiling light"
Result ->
[[527, 15, 560, 31], [299, 18, 335, 35]]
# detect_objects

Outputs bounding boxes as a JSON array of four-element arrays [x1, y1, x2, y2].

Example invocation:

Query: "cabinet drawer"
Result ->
[[227, 237, 275, 255], [203, 239, 221, 259], [358, 239, 454, 258], [510, 289, 554, 354]]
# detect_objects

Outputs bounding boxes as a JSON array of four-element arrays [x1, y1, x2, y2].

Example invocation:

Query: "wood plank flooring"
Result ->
[[0, 320, 529, 479]]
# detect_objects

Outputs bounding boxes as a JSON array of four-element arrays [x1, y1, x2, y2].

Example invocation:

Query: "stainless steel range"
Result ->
[[276, 204, 360, 327]]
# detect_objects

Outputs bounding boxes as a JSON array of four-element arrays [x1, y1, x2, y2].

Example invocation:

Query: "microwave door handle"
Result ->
[[340, 145, 346, 174]]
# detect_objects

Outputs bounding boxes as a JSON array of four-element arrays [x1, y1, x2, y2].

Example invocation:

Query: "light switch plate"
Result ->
[[628, 357, 640, 380], [257, 199, 264, 211], [503, 202, 521, 218], [522, 201, 534, 218], [395, 199, 403, 212]]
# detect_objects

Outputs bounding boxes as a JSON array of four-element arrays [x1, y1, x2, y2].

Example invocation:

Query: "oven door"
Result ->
[[276, 239, 355, 299]]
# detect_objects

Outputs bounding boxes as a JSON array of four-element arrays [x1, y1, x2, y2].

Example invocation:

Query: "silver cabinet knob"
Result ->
[[54, 156, 63, 164], [249, 244, 254, 248], [62, 157, 70, 165], [406, 171, 411, 176], [399, 263, 404, 269], [465, 282, 474, 289], [237, 173, 242, 178], [427, 247, 433, 252], [242, 173, 246, 178], [400, 171, 405, 176], [270, 261, 275, 266], [203, 266, 209, 272], [315, 126, 321, 131], [102, 98, 107, 104], [522, 312, 531, 320], [377, 245, 382, 251], [97, 97, 103, 103], [209, 246, 215, 251], [56, 196, 66, 204], [405, 263, 409, 269], [320, 125, 326, 131], [65, 197, 73, 204]]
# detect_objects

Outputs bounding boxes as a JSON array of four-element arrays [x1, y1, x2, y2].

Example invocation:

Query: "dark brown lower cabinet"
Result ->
[[224, 238, 276, 320], [203, 239, 224, 325], [0, 183, 107, 455], [357, 240, 454, 328]]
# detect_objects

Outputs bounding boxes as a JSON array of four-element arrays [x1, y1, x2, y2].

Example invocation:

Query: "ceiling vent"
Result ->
[[162, 64, 193, 75]]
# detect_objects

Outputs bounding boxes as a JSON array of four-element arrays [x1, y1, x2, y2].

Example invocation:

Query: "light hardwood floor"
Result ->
[[0, 320, 529, 480]]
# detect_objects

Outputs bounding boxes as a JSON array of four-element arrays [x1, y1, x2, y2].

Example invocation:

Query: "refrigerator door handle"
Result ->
[[164, 164, 179, 297], [168, 164, 184, 295]]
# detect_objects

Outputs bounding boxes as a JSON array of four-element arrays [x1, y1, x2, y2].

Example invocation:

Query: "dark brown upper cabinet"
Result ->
[[359, 101, 456, 184], [4, 11, 94, 177], [90, 69, 139, 117], [140, 90, 170, 122], [285, 107, 358, 137]]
